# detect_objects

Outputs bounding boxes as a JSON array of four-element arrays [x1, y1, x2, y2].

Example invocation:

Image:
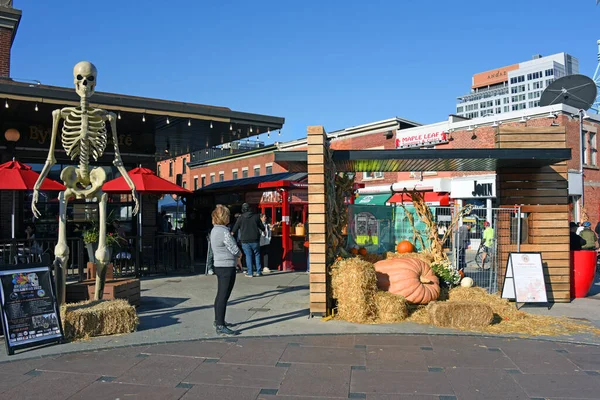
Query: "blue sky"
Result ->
[[11, 0, 600, 143]]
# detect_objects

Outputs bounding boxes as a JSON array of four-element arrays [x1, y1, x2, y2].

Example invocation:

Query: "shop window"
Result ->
[[194, 177, 198, 190], [242, 168, 248, 178], [182, 158, 187, 174], [254, 166, 260, 177], [202, 176, 206, 187], [232, 171, 238, 180], [265, 165, 272, 175], [219, 172, 224, 182], [169, 162, 173, 177]]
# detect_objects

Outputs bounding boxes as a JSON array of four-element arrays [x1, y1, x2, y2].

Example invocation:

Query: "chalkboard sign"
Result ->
[[0, 265, 64, 355], [501, 252, 548, 304]]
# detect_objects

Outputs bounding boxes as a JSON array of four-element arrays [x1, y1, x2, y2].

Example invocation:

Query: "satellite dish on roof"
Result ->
[[539, 74, 597, 110]]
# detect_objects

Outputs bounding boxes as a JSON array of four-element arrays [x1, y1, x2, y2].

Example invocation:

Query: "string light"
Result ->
[[278, 129, 281, 136], [229, 123, 233, 131], [117, 111, 121, 119], [250, 126, 253, 133], [34, 103, 38, 112], [188, 119, 191, 127], [4, 100, 8, 108], [166, 116, 170, 124], [210, 121, 213, 129], [142, 114, 146, 122], [267, 131, 270, 138]]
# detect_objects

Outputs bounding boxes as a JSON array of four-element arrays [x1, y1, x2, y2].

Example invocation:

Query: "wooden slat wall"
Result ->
[[496, 126, 570, 302], [307, 126, 329, 316]]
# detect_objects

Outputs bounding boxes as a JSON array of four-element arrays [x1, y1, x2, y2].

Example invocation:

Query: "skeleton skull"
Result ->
[[73, 61, 97, 98]]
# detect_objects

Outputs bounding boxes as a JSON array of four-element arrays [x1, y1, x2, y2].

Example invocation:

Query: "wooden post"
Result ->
[[307, 126, 329, 316]]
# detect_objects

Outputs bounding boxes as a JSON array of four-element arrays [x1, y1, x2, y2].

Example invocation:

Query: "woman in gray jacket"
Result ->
[[210, 205, 242, 336]]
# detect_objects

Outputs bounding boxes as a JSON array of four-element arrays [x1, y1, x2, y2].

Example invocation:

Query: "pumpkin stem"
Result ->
[[419, 275, 432, 284]]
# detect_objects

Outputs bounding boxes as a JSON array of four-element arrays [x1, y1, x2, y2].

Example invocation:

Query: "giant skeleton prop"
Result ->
[[32, 62, 139, 304]]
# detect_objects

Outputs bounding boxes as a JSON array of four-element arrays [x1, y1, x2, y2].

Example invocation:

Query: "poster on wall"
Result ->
[[501, 253, 547, 304], [354, 212, 379, 247], [0, 266, 64, 355]]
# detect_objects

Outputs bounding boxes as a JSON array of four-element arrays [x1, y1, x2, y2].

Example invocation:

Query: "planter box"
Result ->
[[86, 262, 114, 281], [66, 278, 141, 306]]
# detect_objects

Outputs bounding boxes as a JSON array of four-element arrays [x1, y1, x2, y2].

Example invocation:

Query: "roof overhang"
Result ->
[[195, 172, 308, 194], [274, 148, 571, 172], [0, 80, 284, 158]]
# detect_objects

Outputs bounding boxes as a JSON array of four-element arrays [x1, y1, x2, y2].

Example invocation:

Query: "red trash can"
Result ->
[[570, 250, 597, 298]]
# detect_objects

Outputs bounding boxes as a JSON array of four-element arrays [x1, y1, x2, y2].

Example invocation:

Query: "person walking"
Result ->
[[456, 223, 470, 272], [259, 214, 271, 273], [232, 203, 265, 277], [480, 221, 494, 270], [210, 205, 242, 336], [579, 221, 598, 250]]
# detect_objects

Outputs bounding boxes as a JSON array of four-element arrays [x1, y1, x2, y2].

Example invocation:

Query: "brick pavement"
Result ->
[[1, 334, 600, 399]]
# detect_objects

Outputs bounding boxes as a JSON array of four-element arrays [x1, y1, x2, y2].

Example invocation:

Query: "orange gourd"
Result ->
[[350, 248, 359, 255], [396, 240, 415, 254], [358, 247, 367, 256], [374, 257, 440, 304]]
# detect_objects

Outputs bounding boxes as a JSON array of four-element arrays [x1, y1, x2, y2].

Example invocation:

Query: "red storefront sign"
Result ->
[[395, 130, 449, 149]]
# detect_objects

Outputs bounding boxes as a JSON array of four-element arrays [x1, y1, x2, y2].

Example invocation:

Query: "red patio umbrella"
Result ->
[[0, 159, 65, 238], [103, 167, 192, 248]]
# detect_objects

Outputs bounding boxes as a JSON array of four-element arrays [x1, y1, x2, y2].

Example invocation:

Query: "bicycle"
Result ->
[[475, 242, 491, 270]]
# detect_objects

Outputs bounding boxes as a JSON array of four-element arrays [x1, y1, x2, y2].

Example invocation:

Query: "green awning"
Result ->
[[354, 194, 390, 206]]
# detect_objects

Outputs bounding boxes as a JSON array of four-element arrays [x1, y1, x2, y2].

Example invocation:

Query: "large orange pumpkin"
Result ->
[[374, 257, 440, 304], [397, 240, 415, 254]]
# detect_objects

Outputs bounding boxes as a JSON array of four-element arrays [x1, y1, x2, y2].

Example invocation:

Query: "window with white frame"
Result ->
[[590, 132, 597, 166], [254, 165, 260, 176], [193, 176, 198, 190], [242, 167, 248, 178], [232, 168, 238, 180], [210, 173, 215, 184], [265, 163, 273, 175]]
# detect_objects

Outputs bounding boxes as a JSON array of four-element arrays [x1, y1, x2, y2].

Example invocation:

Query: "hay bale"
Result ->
[[374, 291, 408, 323], [331, 258, 378, 323], [61, 299, 139, 341], [427, 301, 494, 329]]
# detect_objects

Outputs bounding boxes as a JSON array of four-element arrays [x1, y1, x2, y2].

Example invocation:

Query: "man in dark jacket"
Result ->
[[232, 203, 265, 277]]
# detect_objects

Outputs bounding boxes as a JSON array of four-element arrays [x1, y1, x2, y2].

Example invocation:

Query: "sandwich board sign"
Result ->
[[501, 252, 548, 305], [0, 265, 64, 355]]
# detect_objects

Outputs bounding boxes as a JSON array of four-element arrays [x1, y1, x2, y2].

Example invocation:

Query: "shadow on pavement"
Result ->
[[236, 309, 311, 333]]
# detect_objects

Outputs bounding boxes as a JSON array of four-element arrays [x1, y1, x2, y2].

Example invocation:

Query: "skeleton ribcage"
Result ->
[[61, 110, 108, 164]]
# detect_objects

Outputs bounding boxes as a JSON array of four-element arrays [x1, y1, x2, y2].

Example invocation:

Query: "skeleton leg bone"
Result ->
[[54, 191, 70, 305], [94, 192, 110, 300]]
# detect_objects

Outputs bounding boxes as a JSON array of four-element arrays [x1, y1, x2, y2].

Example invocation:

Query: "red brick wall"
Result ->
[[187, 152, 285, 188], [0, 27, 12, 77]]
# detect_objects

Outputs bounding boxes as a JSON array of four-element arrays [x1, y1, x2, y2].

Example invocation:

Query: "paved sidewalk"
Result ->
[[3, 270, 600, 362], [1, 334, 599, 399]]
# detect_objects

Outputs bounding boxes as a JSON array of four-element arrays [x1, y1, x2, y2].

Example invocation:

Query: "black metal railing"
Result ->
[[139, 233, 194, 275], [0, 237, 86, 281]]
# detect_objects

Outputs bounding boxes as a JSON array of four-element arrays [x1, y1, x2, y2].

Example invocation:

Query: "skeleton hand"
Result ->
[[132, 189, 140, 216], [32, 190, 41, 218]]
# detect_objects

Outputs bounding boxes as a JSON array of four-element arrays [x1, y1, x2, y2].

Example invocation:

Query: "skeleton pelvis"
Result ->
[[61, 166, 106, 199]]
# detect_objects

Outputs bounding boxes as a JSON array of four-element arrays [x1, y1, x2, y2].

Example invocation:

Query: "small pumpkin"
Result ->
[[396, 240, 415, 254], [460, 277, 474, 288], [374, 257, 440, 304], [358, 247, 368, 256], [350, 247, 359, 255], [458, 270, 465, 279]]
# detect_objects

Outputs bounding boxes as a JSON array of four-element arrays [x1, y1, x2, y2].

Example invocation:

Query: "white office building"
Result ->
[[456, 53, 579, 119]]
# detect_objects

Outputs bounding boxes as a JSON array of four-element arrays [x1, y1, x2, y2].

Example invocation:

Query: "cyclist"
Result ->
[[480, 221, 494, 270]]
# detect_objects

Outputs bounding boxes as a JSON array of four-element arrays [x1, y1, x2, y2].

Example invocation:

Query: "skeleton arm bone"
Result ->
[[32, 109, 65, 218], [107, 112, 139, 215]]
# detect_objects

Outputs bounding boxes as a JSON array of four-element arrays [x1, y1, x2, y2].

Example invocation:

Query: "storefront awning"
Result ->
[[274, 148, 571, 172], [195, 172, 307, 193], [354, 194, 391, 206], [386, 192, 450, 206]]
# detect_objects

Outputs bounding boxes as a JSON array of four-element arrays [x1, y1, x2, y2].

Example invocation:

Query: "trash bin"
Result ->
[[570, 250, 597, 298]]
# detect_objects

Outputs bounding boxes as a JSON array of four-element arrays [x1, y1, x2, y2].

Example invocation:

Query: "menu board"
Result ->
[[0, 266, 63, 355], [501, 253, 547, 303]]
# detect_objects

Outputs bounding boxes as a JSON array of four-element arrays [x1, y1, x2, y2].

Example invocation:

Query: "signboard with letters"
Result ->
[[501, 252, 548, 304], [0, 265, 64, 355], [395, 130, 449, 149], [451, 176, 496, 199]]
